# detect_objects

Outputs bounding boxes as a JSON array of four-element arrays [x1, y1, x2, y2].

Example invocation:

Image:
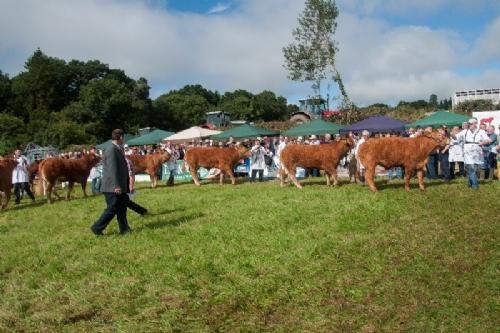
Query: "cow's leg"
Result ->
[[81, 179, 88, 197], [153, 174, 159, 189], [404, 168, 413, 191], [50, 181, 61, 200], [416, 168, 425, 191], [287, 165, 302, 189], [279, 167, 288, 187], [365, 165, 378, 192], [189, 165, 201, 186], [324, 171, 331, 186], [46, 182, 55, 203], [330, 166, 339, 186], [66, 182, 74, 200], [226, 168, 237, 185], [0, 190, 5, 209]]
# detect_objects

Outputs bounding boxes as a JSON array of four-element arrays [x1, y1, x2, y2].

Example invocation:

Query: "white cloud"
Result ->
[[338, 0, 500, 16], [0, 0, 498, 107], [207, 2, 231, 15], [468, 16, 500, 65]]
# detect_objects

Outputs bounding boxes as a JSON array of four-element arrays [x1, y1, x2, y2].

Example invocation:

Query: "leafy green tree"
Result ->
[[253, 91, 289, 121], [454, 99, 495, 115], [0, 113, 29, 155], [10, 49, 74, 123], [220, 90, 254, 120], [283, 0, 349, 106], [0, 70, 11, 113], [429, 94, 438, 108], [438, 98, 452, 110], [175, 84, 220, 107], [153, 93, 209, 131]]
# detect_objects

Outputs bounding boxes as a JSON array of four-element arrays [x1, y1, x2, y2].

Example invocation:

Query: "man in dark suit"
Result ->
[[91, 129, 131, 235]]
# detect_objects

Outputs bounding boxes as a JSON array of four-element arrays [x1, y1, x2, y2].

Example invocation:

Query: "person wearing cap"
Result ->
[[454, 119, 491, 189], [164, 141, 179, 187]]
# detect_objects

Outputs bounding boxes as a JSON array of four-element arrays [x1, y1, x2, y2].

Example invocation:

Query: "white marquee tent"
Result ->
[[163, 126, 221, 143]]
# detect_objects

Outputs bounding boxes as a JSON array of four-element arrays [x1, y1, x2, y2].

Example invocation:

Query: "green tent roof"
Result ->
[[96, 134, 137, 150], [283, 119, 344, 137], [211, 123, 279, 140], [405, 111, 470, 129], [127, 129, 175, 146]]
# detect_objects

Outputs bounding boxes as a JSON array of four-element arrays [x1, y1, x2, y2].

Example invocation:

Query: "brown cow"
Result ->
[[39, 154, 100, 203], [279, 138, 355, 189], [28, 159, 40, 186], [0, 158, 18, 209], [185, 145, 251, 186], [128, 150, 170, 188], [357, 131, 449, 192]]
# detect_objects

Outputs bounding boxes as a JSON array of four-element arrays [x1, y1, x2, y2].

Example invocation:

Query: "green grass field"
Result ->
[[0, 177, 498, 332]]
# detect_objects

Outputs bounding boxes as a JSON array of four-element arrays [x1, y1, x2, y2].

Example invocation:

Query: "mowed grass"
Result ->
[[0, 177, 498, 332]]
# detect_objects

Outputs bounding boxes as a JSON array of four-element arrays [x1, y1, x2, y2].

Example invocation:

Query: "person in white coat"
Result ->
[[250, 140, 269, 182], [448, 126, 465, 178], [454, 119, 491, 189], [12, 149, 35, 205]]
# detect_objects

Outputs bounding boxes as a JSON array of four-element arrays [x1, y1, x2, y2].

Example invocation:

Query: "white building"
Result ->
[[452, 88, 500, 108]]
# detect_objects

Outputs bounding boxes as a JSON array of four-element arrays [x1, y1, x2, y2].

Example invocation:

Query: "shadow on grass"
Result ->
[[135, 212, 204, 232], [5, 200, 49, 212]]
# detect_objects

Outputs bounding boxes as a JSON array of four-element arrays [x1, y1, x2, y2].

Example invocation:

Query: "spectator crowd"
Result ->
[[5, 120, 500, 205]]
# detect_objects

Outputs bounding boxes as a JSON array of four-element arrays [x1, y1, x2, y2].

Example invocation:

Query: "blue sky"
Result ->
[[0, 0, 499, 106]]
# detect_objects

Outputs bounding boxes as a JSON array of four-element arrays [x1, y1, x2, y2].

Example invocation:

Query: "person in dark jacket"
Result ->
[[91, 129, 131, 235]]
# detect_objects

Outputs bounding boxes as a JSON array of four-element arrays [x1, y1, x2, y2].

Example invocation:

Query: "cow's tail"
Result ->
[[39, 163, 48, 195]]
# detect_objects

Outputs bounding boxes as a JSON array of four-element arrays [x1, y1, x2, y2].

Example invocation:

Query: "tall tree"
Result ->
[[219, 90, 254, 120], [283, 0, 350, 106], [153, 93, 209, 131], [0, 70, 11, 113], [429, 94, 438, 108]]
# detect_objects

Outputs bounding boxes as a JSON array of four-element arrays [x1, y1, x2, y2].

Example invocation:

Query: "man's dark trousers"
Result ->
[[92, 192, 130, 234], [127, 198, 147, 215]]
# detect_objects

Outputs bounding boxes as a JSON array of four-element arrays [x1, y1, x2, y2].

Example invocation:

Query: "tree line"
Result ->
[[1, 49, 498, 155], [0, 49, 295, 155]]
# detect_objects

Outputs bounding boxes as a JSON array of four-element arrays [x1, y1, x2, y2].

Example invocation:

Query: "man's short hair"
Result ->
[[112, 129, 124, 141]]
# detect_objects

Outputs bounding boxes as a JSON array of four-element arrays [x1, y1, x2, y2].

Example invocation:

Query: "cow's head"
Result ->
[[339, 136, 355, 149], [84, 153, 101, 166], [423, 131, 449, 147], [236, 144, 252, 159], [159, 148, 171, 162], [0, 158, 18, 170]]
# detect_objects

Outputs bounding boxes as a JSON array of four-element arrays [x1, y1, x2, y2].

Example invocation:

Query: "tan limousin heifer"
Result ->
[[128, 150, 170, 188], [0, 158, 18, 209], [39, 154, 100, 203], [357, 131, 449, 192], [185, 145, 251, 186], [280, 138, 355, 189]]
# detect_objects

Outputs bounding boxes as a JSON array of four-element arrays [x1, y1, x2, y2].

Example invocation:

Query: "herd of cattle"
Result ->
[[0, 131, 449, 209]]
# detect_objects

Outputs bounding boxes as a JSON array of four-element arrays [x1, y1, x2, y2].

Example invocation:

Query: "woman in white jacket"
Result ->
[[250, 140, 270, 182], [448, 126, 465, 178], [12, 149, 35, 204]]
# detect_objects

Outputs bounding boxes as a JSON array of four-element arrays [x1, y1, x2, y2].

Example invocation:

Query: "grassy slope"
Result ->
[[0, 178, 498, 332]]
